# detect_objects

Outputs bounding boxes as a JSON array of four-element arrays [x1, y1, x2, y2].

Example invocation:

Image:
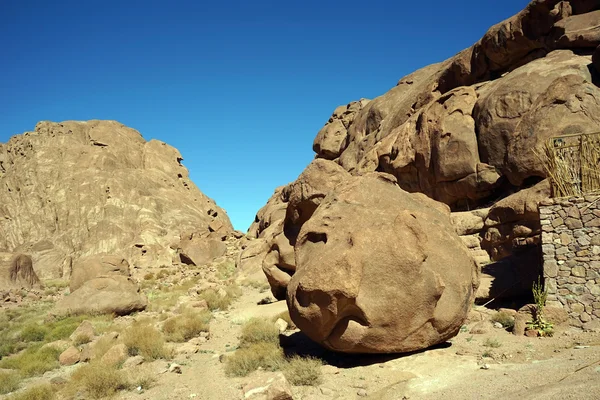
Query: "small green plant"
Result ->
[[482, 350, 493, 358], [18, 324, 48, 343], [483, 338, 502, 348], [282, 356, 323, 386], [0, 345, 61, 377], [491, 311, 515, 330], [527, 277, 554, 337]]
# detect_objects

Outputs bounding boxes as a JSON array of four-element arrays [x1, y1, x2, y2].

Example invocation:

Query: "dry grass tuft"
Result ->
[[240, 318, 280, 347], [282, 356, 323, 386], [224, 342, 284, 377], [68, 362, 128, 399], [0, 370, 21, 394], [7, 383, 55, 400], [162, 309, 211, 342], [199, 285, 242, 311], [122, 322, 172, 360]]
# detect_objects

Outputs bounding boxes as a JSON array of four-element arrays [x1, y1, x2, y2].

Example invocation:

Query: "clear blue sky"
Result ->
[[0, 0, 529, 231]]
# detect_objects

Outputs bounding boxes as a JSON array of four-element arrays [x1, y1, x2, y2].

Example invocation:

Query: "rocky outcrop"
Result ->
[[0, 253, 40, 290], [308, 2, 600, 211], [55, 254, 147, 315], [252, 1, 598, 311], [55, 275, 147, 316], [0, 120, 233, 280], [287, 174, 478, 353]]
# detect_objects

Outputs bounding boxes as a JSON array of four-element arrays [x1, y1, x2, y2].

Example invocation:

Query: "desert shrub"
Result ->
[[224, 342, 284, 377], [282, 356, 323, 386], [124, 364, 156, 391], [143, 272, 155, 280], [0, 370, 20, 394], [156, 270, 170, 280], [483, 338, 502, 348], [216, 261, 236, 280], [18, 324, 48, 343], [72, 332, 92, 346], [199, 289, 230, 311], [68, 362, 128, 399], [162, 310, 211, 342], [7, 383, 55, 400], [491, 312, 515, 330], [122, 322, 172, 360], [240, 318, 280, 347], [0, 345, 61, 377]]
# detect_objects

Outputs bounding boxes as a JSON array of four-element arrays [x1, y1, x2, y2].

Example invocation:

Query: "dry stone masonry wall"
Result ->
[[540, 197, 600, 330]]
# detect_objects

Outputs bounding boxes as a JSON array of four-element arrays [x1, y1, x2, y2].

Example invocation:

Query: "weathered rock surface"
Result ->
[[252, 1, 600, 310], [287, 174, 478, 353], [0, 253, 40, 289], [55, 275, 147, 316], [70, 255, 130, 292], [0, 120, 233, 280]]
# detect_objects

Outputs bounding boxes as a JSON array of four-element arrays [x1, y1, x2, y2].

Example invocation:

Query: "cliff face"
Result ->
[[311, 1, 600, 210], [248, 0, 600, 305], [0, 120, 233, 279]]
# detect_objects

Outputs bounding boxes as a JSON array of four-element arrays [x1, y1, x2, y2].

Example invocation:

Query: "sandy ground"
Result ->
[[112, 285, 600, 400]]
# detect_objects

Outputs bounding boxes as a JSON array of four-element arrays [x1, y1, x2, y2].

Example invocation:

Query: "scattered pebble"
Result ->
[[481, 364, 490, 370], [574, 345, 590, 349], [357, 389, 368, 397], [169, 363, 182, 374]]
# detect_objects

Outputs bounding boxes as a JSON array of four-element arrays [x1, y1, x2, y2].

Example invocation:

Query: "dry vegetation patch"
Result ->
[[0, 370, 21, 394], [0, 345, 61, 377], [282, 356, 323, 386], [7, 383, 55, 400], [67, 362, 129, 399], [162, 309, 211, 342], [122, 322, 172, 360]]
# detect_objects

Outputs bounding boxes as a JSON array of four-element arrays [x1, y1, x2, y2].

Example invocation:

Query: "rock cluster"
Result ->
[[540, 196, 600, 330]]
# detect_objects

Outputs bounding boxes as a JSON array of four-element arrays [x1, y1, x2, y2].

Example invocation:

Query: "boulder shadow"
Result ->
[[279, 331, 452, 369]]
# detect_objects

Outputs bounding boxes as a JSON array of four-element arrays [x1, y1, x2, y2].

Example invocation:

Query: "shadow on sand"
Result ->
[[279, 331, 452, 369]]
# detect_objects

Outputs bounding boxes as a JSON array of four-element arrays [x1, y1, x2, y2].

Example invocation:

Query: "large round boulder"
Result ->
[[287, 174, 479, 353]]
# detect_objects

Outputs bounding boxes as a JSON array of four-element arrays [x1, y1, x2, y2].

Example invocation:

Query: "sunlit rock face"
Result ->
[[287, 174, 479, 354]]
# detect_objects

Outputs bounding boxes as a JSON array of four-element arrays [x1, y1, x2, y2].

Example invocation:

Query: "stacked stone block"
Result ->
[[540, 196, 600, 330]]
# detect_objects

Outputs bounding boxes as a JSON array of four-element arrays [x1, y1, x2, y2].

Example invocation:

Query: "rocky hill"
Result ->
[[0, 120, 233, 281], [248, 0, 600, 339]]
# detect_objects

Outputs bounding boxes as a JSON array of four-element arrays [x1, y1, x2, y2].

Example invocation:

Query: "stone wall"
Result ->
[[540, 196, 600, 330]]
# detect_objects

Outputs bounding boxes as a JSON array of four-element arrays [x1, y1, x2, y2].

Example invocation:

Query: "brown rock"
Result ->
[[100, 343, 129, 366], [287, 174, 478, 353], [513, 314, 527, 336], [70, 255, 130, 292], [242, 372, 294, 400], [0, 120, 232, 280], [55, 276, 147, 316], [59, 346, 81, 366], [69, 320, 96, 342], [0, 253, 40, 290], [177, 232, 227, 267], [122, 355, 144, 369]]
